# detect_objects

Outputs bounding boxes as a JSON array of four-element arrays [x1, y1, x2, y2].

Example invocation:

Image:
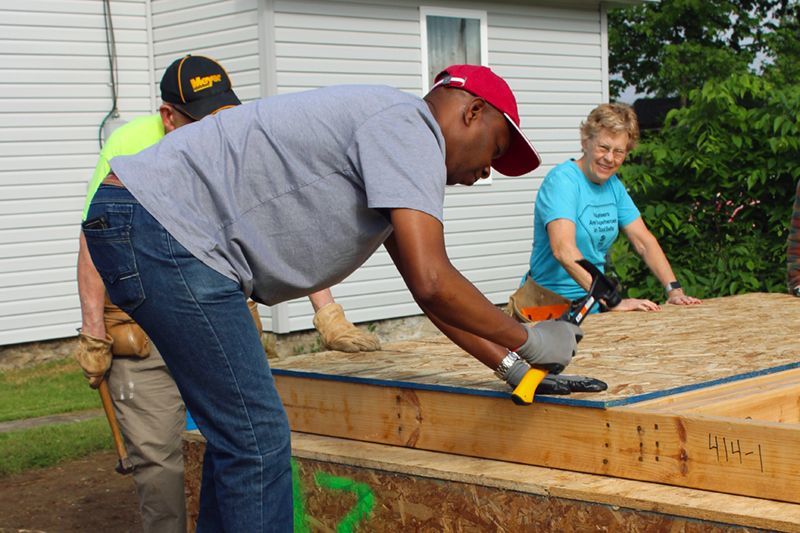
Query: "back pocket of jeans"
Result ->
[[82, 206, 145, 313]]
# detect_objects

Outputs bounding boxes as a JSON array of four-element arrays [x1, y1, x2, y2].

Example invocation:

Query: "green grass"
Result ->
[[0, 417, 112, 476], [0, 358, 100, 422], [0, 358, 111, 476]]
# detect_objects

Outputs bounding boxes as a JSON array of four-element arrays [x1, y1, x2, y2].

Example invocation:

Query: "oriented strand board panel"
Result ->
[[271, 293, 800, 407], [267, 293, 800, 503]]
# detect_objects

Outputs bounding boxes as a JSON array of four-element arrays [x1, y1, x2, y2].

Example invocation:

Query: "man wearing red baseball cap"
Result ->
[[430, 64, 541, 177], [84, 63, 580, 531]]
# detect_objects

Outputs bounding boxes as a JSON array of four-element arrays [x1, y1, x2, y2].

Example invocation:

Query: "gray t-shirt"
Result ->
[[111, 85, 446, 305]]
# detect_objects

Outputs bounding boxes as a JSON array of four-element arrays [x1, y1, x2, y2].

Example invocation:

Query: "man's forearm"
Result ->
[[308, 288, 335, 312], [383, 220, 526, 351], [77, 231, 107, 337], [417, 301, 506, 369], [411, 264, 525, 351]]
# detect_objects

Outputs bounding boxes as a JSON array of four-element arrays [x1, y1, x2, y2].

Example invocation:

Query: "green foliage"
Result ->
[[0, 417, 112, 477], [608, 0, 799, 99], [0, 358, 100, 422], [610, 73, 800, 300], [762, 7, 800, 86]]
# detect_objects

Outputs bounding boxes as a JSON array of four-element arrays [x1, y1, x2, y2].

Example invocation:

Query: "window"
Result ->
[[420, 7, 488, 94]]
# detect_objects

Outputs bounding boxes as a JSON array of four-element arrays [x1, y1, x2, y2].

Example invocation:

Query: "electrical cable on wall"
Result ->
[[98, 0, 120, 148]]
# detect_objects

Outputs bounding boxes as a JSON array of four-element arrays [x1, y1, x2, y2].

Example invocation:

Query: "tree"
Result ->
[[608, 0, 799, 101], [762, 5, 800, 86], [609, 74, 800, 300]]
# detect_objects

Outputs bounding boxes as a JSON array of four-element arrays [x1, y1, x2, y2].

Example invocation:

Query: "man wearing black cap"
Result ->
[[83, 64, 581, 531], [76, 54, 242, 533], [76, 55, 377, 533]]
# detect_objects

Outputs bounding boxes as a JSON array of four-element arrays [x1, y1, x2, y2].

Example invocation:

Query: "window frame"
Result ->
[[419, 6, 489, 94]]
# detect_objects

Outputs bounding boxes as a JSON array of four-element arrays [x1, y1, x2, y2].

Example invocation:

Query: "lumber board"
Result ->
[[628, 367, 800, 422], [273, 375, 800, 504], [272, 293, 800, 407], [264, 293, 800, 502], [184, 431, 800, 532]]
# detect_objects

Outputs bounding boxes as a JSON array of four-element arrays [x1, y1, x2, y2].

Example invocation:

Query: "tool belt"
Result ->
[[506, 276, 570, 323], [104, 293, 151, 357]]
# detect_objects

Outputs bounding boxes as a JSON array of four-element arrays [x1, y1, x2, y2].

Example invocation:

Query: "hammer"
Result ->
[[97, 380, 135, 474], [511, 260, 620, 405]]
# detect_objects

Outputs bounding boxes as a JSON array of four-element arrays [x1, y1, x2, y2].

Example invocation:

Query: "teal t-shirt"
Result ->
[[528, 159, 640, 301], [82, 114, 165, 220]]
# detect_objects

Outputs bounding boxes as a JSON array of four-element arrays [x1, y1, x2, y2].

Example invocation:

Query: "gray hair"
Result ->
[[580, 103, 640, 151]]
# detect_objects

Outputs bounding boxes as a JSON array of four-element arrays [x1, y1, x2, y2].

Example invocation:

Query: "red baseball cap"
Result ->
[[432, 65, 541, 176]]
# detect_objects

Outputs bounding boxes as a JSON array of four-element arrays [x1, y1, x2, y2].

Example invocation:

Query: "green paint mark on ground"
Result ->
[[291, 459, 309, 533], [292, 459, 375, 532], [314, 471, 375, 533]]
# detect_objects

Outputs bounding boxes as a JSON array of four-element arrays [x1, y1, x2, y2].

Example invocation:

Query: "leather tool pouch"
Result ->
[[506, 276, 570, 323], [104, 293, 151, 358]]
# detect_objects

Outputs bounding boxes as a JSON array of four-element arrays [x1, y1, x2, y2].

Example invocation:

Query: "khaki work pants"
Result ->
[[106, 346, 186, 533]]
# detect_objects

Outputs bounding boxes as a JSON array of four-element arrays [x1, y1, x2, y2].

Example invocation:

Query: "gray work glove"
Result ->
[[515, 320, 583, 374]]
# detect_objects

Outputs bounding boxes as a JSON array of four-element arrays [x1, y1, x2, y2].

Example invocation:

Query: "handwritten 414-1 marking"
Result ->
[[708, 433, 764, 473]]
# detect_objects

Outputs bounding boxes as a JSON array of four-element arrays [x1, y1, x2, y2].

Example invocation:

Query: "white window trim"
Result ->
[[420, 6, 491, 185], [419, 6, 489, 94]]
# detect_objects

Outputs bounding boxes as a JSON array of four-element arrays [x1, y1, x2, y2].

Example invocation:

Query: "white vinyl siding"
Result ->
[[0, 0, 612, 345], [0, 0, 152, 345], [269, 0, 606, 332], [149, 0, 262, 102], [149, 0, 267, 325]]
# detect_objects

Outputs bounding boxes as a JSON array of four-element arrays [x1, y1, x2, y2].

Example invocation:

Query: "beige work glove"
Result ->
[[312, 303, 381, 352], [74, 332, 113, 389]]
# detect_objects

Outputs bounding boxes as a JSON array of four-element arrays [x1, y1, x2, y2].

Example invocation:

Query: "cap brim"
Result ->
[[174, 90, 241, 121], [492, 114, 541, 176]]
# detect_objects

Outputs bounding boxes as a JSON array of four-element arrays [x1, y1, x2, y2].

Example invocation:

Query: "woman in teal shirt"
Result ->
[[527, 103, 700, 311]]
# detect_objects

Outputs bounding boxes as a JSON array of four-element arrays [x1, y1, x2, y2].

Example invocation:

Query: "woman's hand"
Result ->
[[610, 298, 661, 312], [666, 291, 702, 306]]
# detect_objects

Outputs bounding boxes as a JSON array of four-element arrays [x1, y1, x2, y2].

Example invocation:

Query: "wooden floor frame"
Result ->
[[274, 366, 800, 505]]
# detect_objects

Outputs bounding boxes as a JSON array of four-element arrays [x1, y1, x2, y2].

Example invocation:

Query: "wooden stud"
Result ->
[[275, 375, 800, 504]]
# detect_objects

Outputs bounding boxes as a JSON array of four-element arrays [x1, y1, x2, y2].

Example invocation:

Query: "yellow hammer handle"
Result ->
[[511, 367, 549, 405]]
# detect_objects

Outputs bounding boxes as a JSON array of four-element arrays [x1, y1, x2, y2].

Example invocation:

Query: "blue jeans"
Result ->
[[84, 185, 293, 532]]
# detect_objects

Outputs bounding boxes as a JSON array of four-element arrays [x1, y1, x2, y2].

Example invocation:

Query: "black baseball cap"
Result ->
[[160, 55, 241, 120]]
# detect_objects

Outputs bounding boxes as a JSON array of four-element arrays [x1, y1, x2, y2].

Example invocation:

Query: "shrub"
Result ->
[[611, 73, 800, 300]]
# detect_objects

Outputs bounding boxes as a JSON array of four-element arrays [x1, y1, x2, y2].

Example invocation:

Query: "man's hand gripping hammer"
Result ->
[[510, 260, 620, 405]]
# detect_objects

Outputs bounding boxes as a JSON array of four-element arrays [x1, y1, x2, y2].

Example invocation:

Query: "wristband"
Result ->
[[494, 350, 522, 380], [664, 280, 681, 294]]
